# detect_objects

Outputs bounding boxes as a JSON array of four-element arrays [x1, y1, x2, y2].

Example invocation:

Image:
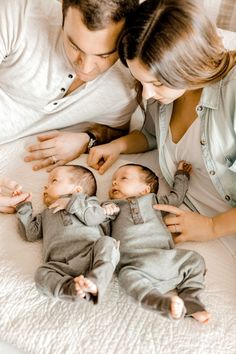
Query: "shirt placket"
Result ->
[[127, 198, 144, 225]]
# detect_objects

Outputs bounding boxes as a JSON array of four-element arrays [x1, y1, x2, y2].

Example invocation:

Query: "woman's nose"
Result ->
[[142, 83, 155, 100]]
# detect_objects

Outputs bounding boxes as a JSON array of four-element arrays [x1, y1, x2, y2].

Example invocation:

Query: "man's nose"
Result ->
[[44, 185, 48, 190], [142, 83, 155, 100], [75, 53, 95, 74]]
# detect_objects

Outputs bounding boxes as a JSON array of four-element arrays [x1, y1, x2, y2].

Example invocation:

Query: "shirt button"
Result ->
[[209, 170, 215, 175], [197, 105, 203, 112], [225, 195, 231, 201], [61, 87, 66, 92], [53, 102, 58, 105], [200, 139, 207, 145], [68, 74, 73, 79]]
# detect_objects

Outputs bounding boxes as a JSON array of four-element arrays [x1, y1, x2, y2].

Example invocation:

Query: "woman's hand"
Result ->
[[24, 131, 90, 172], [0, 177, 30, 213], [87, 142, 122, 174], [154, 204, 215, 243]]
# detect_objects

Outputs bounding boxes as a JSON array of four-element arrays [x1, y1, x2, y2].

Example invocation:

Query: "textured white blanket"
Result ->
[[0, 136, 236, 354]]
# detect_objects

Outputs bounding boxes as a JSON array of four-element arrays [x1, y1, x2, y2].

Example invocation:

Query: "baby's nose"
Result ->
[[112, 180, 117, 186]]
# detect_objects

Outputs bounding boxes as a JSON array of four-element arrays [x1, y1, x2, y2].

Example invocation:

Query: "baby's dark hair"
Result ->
[[64, 165, 97, 196], [123, 163, 159, 194]]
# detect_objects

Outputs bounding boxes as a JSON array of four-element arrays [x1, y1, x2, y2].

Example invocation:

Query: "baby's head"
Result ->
[[43, 165, 97, 206], [109, 164, 159, 200]]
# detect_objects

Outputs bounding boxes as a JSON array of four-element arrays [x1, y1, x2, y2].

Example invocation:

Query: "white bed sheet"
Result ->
[[0, 135, 236, 354]]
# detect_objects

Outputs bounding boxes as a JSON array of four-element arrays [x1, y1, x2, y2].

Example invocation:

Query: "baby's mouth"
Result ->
[[112, 188, 119, 194]]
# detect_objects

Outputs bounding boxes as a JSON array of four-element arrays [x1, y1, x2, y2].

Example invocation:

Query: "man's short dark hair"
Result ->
[[62, 0, 139, 30], [124, 164, 159, 194], [65, 165, 97, 196]]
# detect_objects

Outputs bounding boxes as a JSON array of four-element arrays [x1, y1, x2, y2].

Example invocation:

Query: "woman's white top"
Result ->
[[164, 117, 230, 217], [164, 117, 236, 255]]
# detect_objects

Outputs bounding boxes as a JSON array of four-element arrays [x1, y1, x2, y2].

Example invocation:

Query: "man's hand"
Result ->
[[103, 203, 120, 216], [154, 204, 215, 243], [87, 142, 121, 174], [48, 197, 71, 213], [24, 131, 90, 172], [0, 177, 31, 213]]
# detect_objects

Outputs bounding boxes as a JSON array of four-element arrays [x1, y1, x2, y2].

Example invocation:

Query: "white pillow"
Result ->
[[218, 28, 236, 50]]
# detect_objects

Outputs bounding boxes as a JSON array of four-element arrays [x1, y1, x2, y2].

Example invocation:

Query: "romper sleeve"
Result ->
[[66, 193, 107, 226], [16, 201, 43, 242], [158, 170, 190, 207]]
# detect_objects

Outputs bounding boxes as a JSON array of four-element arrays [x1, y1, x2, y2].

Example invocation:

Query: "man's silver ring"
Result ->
[[51, 155, 57, 164]]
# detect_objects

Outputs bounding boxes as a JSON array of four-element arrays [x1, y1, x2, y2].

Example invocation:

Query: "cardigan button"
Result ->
[[197, 105, 203, 112]]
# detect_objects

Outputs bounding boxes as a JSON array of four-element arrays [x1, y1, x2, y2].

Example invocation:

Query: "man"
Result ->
[[0, 0, 138, 170]]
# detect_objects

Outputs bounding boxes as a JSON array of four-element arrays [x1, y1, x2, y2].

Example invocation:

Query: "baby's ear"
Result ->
[[74, 185, 82, 193], [142, 185, 151, 195]]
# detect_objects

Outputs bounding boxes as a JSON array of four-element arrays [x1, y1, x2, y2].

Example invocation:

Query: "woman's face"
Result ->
[[127, 59, 186, 104]]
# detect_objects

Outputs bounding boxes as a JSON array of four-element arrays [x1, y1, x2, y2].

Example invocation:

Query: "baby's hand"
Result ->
[[177, 160, 192, 174], [12, 189, 32, 201], [49, 197, 70, 213], [103, 203, 120, 216]]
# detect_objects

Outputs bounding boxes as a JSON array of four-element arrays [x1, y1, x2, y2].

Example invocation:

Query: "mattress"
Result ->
[[0, 134, 236, 354]]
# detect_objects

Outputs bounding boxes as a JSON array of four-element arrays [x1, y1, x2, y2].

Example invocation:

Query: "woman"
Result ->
[[88, 0, 236, 248], [0, 177, 29, 213]]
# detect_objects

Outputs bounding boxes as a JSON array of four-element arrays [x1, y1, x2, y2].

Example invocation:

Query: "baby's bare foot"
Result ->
[[74, 275, 98, 299], [192, 311, 211, 323], [170, 295, 185, 320], [74, 275, 86, 298]]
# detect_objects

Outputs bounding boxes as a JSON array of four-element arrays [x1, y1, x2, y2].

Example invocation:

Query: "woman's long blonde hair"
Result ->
[[118, 0, 236, 89]]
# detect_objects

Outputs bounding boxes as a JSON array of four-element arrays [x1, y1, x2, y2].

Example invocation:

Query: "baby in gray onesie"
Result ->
[[103, 161, 210, 323], [16, 165, 120, 303]]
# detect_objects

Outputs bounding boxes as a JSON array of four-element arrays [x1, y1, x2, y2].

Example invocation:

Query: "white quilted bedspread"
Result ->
[[0, 135, 236, 354]]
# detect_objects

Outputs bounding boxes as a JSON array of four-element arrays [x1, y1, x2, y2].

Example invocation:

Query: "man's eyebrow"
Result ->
[[67, 35, 117, 56]]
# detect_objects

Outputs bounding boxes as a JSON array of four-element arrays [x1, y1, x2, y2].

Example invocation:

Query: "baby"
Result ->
[[16, 165, 119, 303], [103, 161, 210, 323]]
